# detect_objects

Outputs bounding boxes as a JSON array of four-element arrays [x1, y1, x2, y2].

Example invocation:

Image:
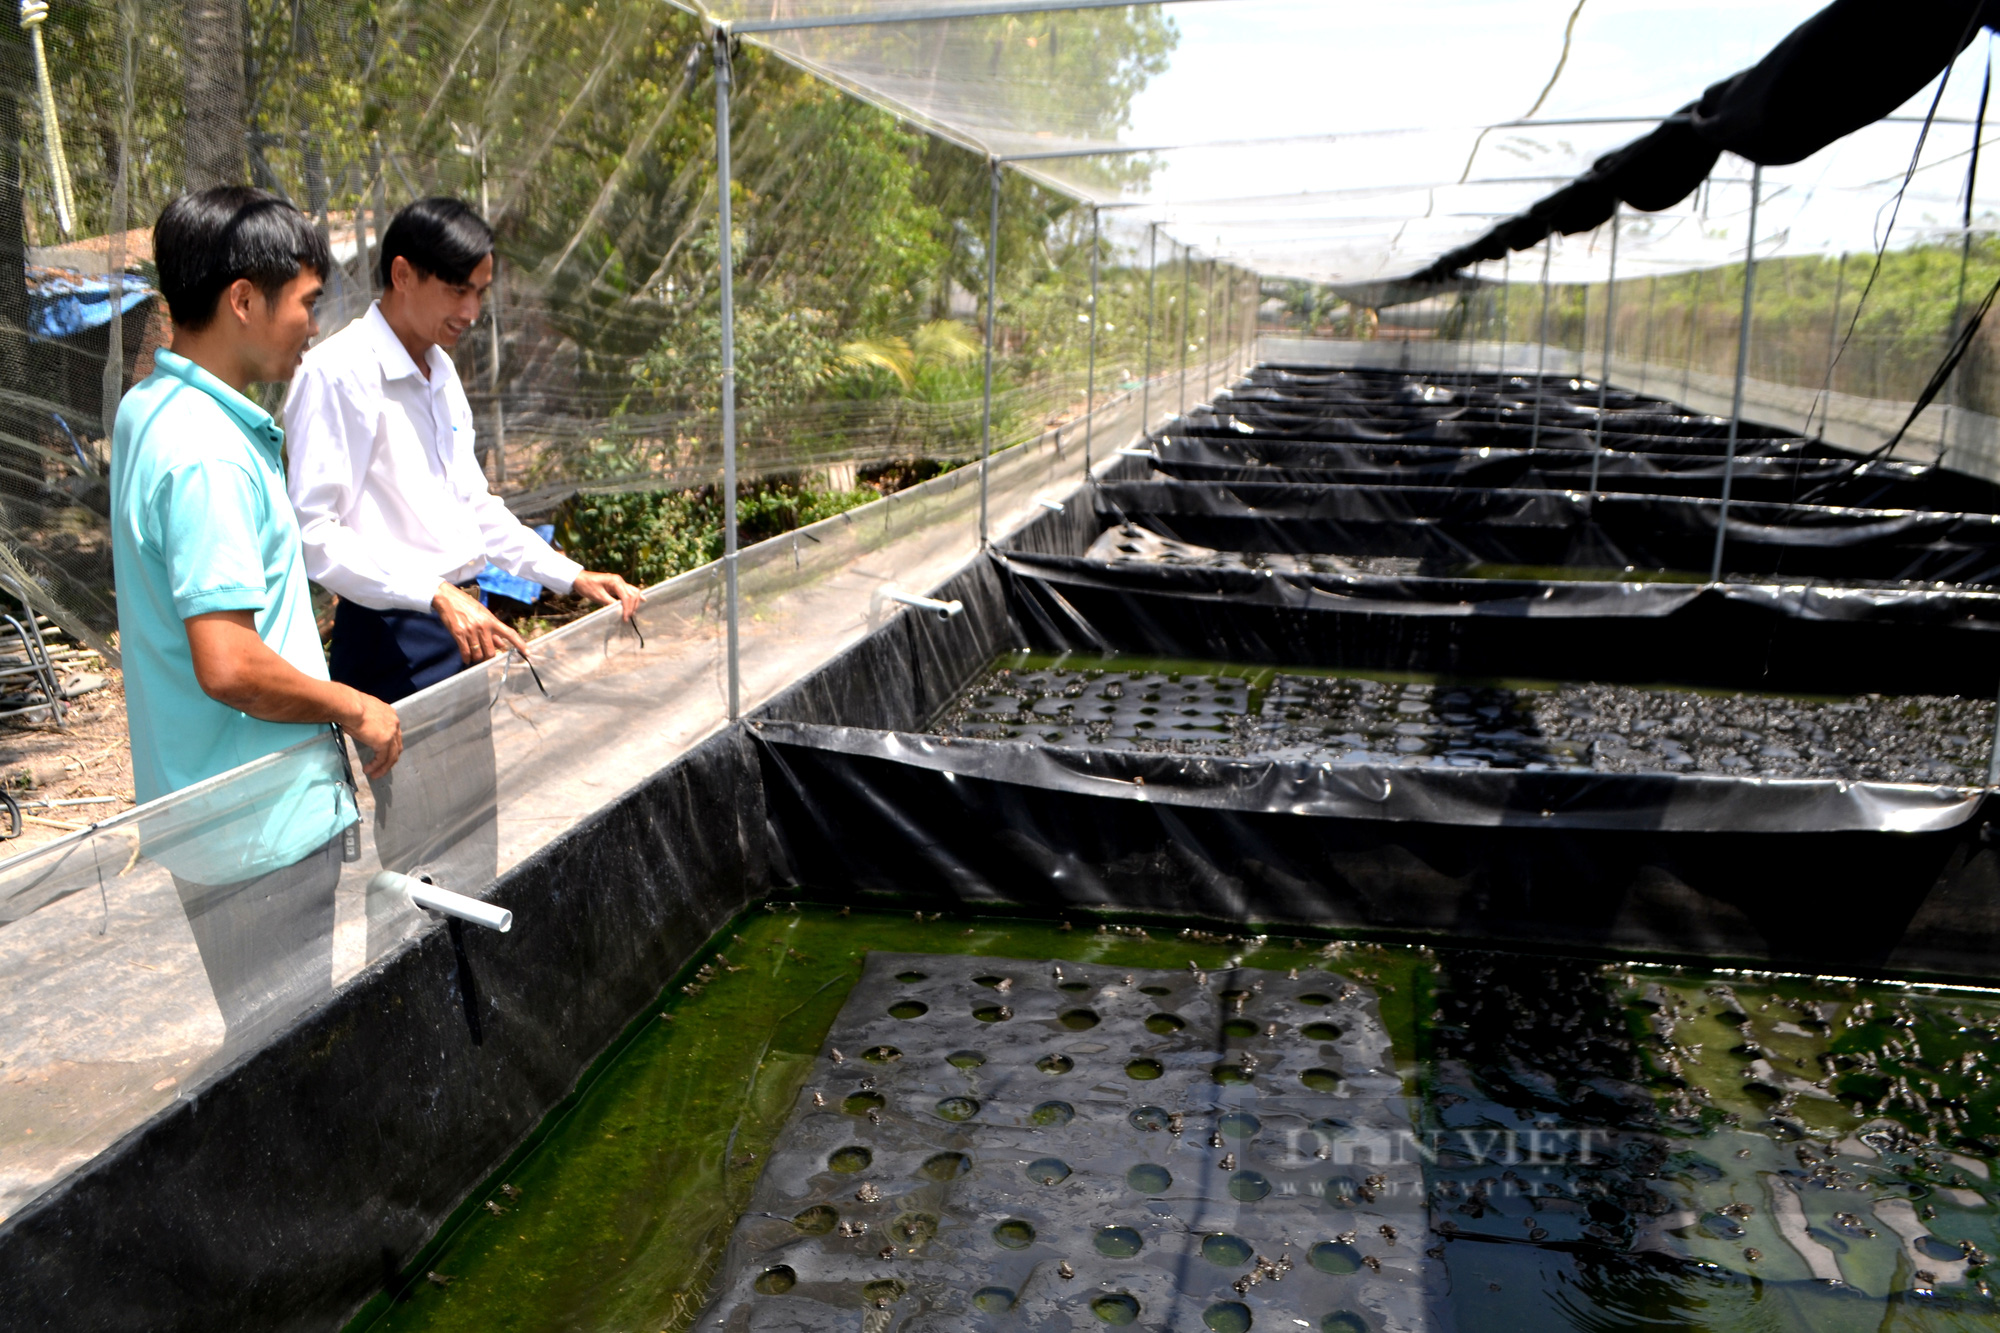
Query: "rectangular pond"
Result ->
[[348, 906, 2000, 1333]]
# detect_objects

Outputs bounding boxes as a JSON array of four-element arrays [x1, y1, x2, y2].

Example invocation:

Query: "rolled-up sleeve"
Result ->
[[284, 367, 445, 612], [465, 486, 584, 595], [440, 380, 583, 593]]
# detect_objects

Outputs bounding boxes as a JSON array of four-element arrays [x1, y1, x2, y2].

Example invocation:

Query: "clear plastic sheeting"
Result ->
[[0, 733, 354, 1223]]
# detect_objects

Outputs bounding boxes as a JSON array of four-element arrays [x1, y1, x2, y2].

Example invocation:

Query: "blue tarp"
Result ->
[[27, 268, 153, 340], [473, 524, 557, 604]]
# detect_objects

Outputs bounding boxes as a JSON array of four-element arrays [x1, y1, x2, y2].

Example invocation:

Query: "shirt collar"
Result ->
[[362, 301, 450, 387], [151, 349, 284, 460]]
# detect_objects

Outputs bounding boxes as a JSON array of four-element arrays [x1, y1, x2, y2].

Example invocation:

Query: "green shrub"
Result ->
[[554, 481, 878, 588]]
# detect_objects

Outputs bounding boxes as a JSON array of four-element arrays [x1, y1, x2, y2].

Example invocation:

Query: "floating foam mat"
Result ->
[[697, 952, 1441, 1333], [932, 660, 1994, 788]]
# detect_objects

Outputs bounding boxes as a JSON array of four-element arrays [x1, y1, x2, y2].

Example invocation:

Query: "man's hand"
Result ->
[[186, 610, 403, 777], [345, 691, 404, 778], [570, 570, 643, 621], [433, 582, 531, 666]]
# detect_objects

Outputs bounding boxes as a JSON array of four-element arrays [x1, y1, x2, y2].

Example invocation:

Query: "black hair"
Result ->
[[153, 186, 331, 331], [379, 197, 493, 288]]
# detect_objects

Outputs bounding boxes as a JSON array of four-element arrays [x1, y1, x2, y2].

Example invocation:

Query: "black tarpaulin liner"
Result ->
[[752, 721, 1981, 835], [1092, 481, 2000, 585], [1233, 364, 1745, 415], [1411, 0, 2000, 280], [996, 550, 2000, 696], [748, 723, 1996, 980], [1181, 413, 1805, 453], [1205, 392, 1800, 451], [1225, 374, 1663, 419], [1150, 437, 1979, 509]]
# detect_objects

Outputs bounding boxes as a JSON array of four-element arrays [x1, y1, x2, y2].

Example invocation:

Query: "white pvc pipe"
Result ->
[[881, 588, 965, 620], [372, 871, 513, 933]]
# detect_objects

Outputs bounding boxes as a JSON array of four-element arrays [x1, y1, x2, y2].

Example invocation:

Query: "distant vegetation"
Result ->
[[1469, 237, 2000, 412]]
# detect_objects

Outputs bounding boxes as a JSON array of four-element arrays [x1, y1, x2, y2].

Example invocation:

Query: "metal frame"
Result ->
[[1710, 163, 1762, 585], [0, 583, 67, 728], [979, 159, 1000, 544], [1141, 222, 1157, 433], [1638, 272, 1657, 394], [715, 30, 740, 719], [1178, 242, 1191, 418], [1529, 234, 1552, 451], [1589, 205, 1619, 497], [713, 0, 1215, 35], [1084, 205, 1099, 479], [1204, 256, 1216, 400]]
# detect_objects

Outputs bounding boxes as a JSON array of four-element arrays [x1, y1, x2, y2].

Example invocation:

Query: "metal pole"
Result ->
[[979, 159, 999, 544], [1471, 263, 1485, 377], [1710, 163, 1762, 585], [1142, 223, 1157, 433], [1945, 63, 1990, 462], [714, 31, 739, 720], [478, 158, 507, 488], [1178, 243, 1191, 418], [1204, 257, 1216, 400], [1220, 265, 1233, 386], [1084, 205, 1099, 480], [1681, 265, 1703, 403], [1638, 273, 1657, 394], [1577, 281, 1589, 380], [1530, 234, 1552, 450], [1823, 252, 1847, 408], [1496, 252, 1510, 390], [1987, 676, 2000, 786], [1589, 207, 1619, 495]]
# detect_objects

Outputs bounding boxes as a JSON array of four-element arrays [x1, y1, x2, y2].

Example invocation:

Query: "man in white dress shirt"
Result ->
[[284, 197, 641, 702]]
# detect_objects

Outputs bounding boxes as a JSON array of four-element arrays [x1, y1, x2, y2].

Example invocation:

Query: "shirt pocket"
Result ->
[[443, 403, 487, 501]]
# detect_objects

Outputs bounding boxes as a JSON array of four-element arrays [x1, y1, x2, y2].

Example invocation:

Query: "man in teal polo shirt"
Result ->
[[111, 186, 402, 1043]]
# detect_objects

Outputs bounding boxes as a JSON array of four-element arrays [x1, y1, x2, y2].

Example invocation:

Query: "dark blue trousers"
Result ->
[[329, 598, 466, 704]]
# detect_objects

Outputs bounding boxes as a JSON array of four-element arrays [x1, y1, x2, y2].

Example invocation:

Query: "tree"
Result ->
[[181, 0, 246, 189]]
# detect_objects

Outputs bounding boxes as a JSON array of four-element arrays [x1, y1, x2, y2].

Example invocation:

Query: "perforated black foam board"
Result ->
[[696, 952, 1440, 1333]]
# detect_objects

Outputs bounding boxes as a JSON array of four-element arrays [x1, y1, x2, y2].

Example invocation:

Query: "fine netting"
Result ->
[[0, 0, 1259, 652]]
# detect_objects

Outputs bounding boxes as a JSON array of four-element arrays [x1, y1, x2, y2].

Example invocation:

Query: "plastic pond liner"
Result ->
[[349, 905, 2000, 1333], [992, 364, 2000, 697]]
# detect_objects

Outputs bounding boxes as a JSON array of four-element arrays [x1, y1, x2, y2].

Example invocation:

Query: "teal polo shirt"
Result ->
[[110, 349, 355, 883]]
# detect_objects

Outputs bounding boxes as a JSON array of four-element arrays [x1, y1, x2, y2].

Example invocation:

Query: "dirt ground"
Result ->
[[0, 656, 134, 856]]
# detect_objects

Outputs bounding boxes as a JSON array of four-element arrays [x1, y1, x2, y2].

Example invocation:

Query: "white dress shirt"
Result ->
[[282, 303, 582, 612]]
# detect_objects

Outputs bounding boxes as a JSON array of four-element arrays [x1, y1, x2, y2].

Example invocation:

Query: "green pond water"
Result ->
[[349, 906, 2000, 1333]]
